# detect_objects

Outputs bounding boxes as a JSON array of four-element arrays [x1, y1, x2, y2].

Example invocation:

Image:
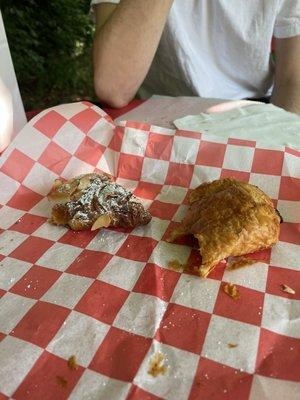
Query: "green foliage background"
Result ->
[[1, 0, 95, 111]]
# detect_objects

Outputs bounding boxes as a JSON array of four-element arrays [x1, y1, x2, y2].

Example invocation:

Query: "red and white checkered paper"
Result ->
[[0, 101, 299, 400]]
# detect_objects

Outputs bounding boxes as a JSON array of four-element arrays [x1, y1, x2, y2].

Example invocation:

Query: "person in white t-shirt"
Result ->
[[92, 0, 300, 114]]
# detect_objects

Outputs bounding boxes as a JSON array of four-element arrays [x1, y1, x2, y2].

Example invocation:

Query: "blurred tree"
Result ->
[[1, 0, 95, 110]]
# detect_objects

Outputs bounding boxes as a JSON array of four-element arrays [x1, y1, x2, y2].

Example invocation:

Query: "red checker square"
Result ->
[[145, 132, 173, 161], [7, 185, 43, 211], [34, 110, 66, 138], [196, 141, 226, 167], [125, 121, 150, 130], [67, 249, 112, 278], [0, 332, 5, 342], [117, 235, 157, 262], [13, 351, 83, 400], [10, 214, 46, 234], [175, 129, 202, 139], [9, 236, 54, 263], [220, 169, 250, 182], [165, 162, 194, 188], [75, 137, 106, 166], [246, 247, 271, 264], [133, 263, 180, 302], [214, 284, 264, 326], [38, 141, 70, 175], [279, 177, 300, 201], [90, 326, 151, 382], [10, 265, 61, 299], [118, 153, 144, 181], [108, 126, 124, 152], [266, 266, 300, 300], [11, 301, 70, 347], [59, 229, 98, 248], [189, 357, 253, 400], [134, 181, 163, 200], [155, 303, 210, 354], [256, 328, 300, 381], [0, 288, 5, 298], [0, 393, 9, 400], [1, 149, 35, 182], [228, 138, 256, 147], [149, 201, 179, 221], [252, 148, 284, 175], [279, 222, 300, 245], [126, 385, 163, 400], [75, 280, 129, 324], [70, 108, 100, 133]]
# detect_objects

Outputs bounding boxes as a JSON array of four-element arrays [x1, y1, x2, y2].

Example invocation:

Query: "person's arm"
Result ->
[[93, 0, 173, 108], [271, 35, 300, 114]]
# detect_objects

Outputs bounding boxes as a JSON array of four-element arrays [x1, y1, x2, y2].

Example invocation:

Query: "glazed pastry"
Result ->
[[168, 178, 281, 277], [48, 173, 151, 230]]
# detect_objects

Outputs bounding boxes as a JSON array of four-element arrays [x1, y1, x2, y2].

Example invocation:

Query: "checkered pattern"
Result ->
[[0, 101, 299, 400]]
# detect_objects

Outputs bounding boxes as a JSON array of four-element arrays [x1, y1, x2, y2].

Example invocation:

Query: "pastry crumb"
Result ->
[[280, 284, 295, 295], [56, 376, 67, 388], [168, 259, 190, 272], [228, 343, 238, 348], [226, 256, 258, 270], [223, 283, 240, 300], [67, 355, 78, 371], [148, 352, 168, 377]]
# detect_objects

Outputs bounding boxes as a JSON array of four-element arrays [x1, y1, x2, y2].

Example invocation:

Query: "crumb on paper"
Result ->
[[148, 352, 168, 377], [228, 343, 238, 348], [67, 355, 78, 371], [56, 376, 67, 388], [223, 283, 240, 300], [280, 284, 296, 295], [226, 256, 259, 270]]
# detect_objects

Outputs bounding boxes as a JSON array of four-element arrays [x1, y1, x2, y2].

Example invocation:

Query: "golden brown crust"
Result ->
[[169, 178, 280, 277]]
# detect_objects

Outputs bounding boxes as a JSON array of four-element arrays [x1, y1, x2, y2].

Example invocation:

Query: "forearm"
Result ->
[[93, 0, 173, 107], [271, 81, 300, 115]]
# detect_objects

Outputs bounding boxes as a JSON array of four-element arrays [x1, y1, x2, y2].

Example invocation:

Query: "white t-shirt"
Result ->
[[91, 0, 300, 99]]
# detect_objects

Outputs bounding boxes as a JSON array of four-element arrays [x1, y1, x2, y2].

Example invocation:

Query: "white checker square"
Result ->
[[249, 173, 280, 199], [262, 294, 300, 339], [52, 102, 88, 119], [121, 127, 148, 156], [249, 375, 300, 400], [53, 121, 85, 154], [23, 163, 58, 195], [223, 261, 269, 292], [132, 217, 169, 241], [270, 241, 300, 271], [141, 157, 169, 185], [0, 257, 32, 290], [113, 292, 167, 338], [41, 273, 93, 309], [277, 200, 300, 223], [0, 206, 25, 229], [0, 336, 42, 397], [97, 148, 119, 176], [149, 241, 191, 270], [201, 315, 260, 373], [61, 156, 95, 180], [70, 370, 131, 400], [282, 152, 299, 178], [156, 185, 187, 204], [0, 231, 28, 256], [88, 117, 115, 146], [150, 125, 175, 136], [190, 165, 221, 188], [223, 144, 255, 172], [170, 136, 199, 164], [171, 275, 220, 314], [172, 204, 189, 222], [0, 292, 35, 333], [98, 256, 145, 291], [33, 222, 68, 241], [87, 229, 127, 254], [201, 133, 227, 144], [47, 310, 109, 367], [36, 242, 82, 271], [134, 340, 199, 400], [0, 172, 19, 204], [13, 124, 50, 160], [29, 197, 52, 218]]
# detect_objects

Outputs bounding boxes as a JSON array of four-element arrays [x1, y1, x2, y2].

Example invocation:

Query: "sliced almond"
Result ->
[[281, 284, 295, 295], [91, 214, 111, 231], [228, 343, 238, 348]]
